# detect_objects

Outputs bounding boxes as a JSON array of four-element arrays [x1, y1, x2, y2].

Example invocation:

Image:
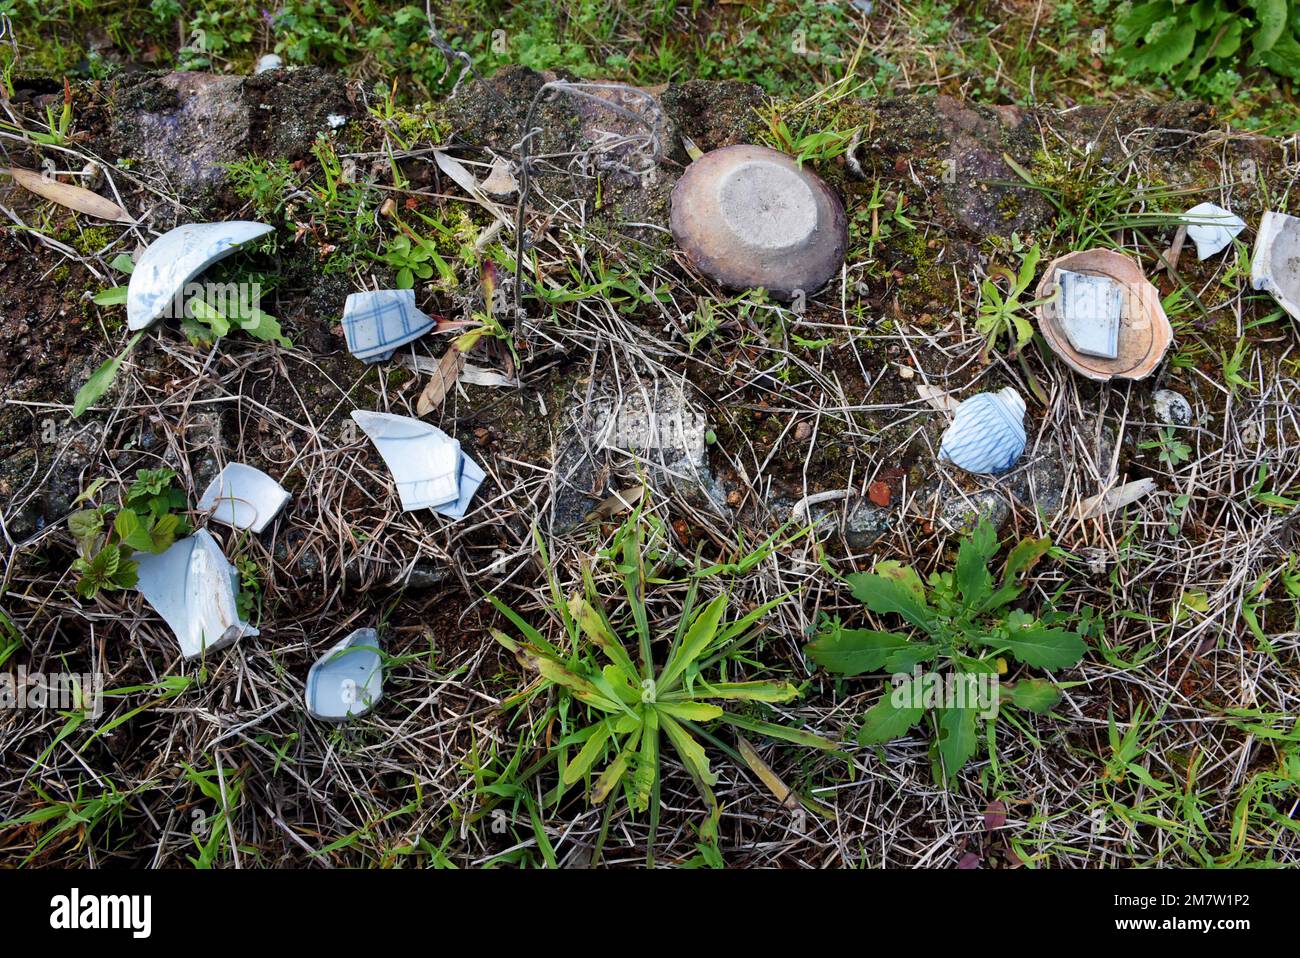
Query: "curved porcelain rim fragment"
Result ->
[[341, 288, 436, 363], [1251, 211, 1300, 322], [350, 410, 463, 511], [1035, 249, 1173, 381], [127, 221, 274, 331], [134, 529, 259, 660], [305, 628, 384, 722], [196, 462, 290, 534]]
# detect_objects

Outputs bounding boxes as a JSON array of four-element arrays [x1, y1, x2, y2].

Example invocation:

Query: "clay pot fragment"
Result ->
[[670, 144, 847, 300], [1035, 249, 1172, 381]]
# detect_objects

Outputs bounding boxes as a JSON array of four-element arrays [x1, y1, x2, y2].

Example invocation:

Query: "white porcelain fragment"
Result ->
[[305, 628, 383, 722], [1057, 269, 1122, 359], [350, 410, 463, 511], [196, 463, 290, 533], [255, 53, 282, 73], [134, 529, 259, 659], [1251, 211, 1300, 322], [341, 289, 436, 363], [938, 388, 1026, 475], [1181, 202, 1245, 260], [127, 221, 273, 330]]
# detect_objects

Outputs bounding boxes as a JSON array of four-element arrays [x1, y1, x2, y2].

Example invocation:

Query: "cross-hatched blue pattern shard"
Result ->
[[342, 289, 433, 362]]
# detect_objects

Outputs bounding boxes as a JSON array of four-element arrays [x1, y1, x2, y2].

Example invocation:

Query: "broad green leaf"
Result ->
[[1252, 0, 1288, 52], [883, 643, 939, 672], [568, 593, 637, 678], [976, 610, 1087, 670], [1125, 19, 1197, 75], [1007, 678, 1062, 714], [657, 701, 724, 722], [73, 332, 143, 417], [592, 728, 642, 803], [188, 297, 231, 336], [92, 286, 128, 306], [805, 625, 912, 676], [659, 593, 727, 691], [562, 720, 613, 785], [660, 713, 718, 787], [874, 561, 926, 601], [955, 521, 997, 610], [934, 705, 979, 785], [67, 508, 104, 548], [857, 677, 927, 745], [845, 571, 933, 630], [109, 253, 135, 274]]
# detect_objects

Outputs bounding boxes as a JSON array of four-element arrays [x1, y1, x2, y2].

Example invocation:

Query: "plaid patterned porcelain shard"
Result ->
[[342, 289, 435, 362], [350, 410, 462, 510], [938, 388, 1026, 475], [432, 452, 486, 520]]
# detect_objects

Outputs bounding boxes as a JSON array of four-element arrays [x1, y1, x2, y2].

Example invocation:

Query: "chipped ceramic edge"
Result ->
[[938, 387, 1027, 475], [127, 221, 273, 330], [1057, 269, 1122, 360], [1034, 249, 1173, 382], [341, 289, 435, 364], [431, 452, 486, 520], [350, 410, 463, 511], [196, 463, 290, 534], [134, 529, 259, 660], [1181, 202, 1246, 260], [1251, 211, 1300, 322], [305, 628, 384, 722]]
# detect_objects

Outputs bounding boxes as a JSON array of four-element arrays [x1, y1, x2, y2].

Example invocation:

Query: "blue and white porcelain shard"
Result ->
[[1181, 202, 1246, 260], [305, 628, 383, 722], [432, 452, 485, 520], [1057, 269, 1122, 359], [127, 222, 273, 331], [1251, 211, 1300, 322], [134, 529, 259, 659], [341, 289, 435, 363], [350, 410, 462, 511], [938, 388, 1027, 475], [196, 463, 290, 534]]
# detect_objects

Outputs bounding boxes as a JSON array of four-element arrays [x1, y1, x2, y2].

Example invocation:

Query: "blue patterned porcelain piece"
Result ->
[[939, 388, 1026, 475], [342, 289, 435, 363], [351, 410, 482, 517], [433, 453, 486, 520], [128, 221, 274, 330]]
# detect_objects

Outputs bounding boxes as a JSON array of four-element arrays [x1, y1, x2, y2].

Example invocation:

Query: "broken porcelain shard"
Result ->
[[305, 628, 384, 722], [1056, 269, 1122, 359], [341, 289, 436, 363], [433, 452, 486, 520], [134, 529, 259, 659], [1036, 249, 1173, 381], [1251, 211, 1300, 322], [938, 388, 1026, 475], [669, 144, 847, 300], [350, 410, 475, 513], [196, 463, 290, 533], [127, 221, 273, 331], [1181, 202, 1246, 260]]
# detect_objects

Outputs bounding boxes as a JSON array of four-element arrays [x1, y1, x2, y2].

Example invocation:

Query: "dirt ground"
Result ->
[[1, 62, 1298, 867]]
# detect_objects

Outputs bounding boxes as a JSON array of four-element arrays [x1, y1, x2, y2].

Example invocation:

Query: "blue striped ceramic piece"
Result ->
[[342, 289, 435, 362], [938, 388, 1026, 475]]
